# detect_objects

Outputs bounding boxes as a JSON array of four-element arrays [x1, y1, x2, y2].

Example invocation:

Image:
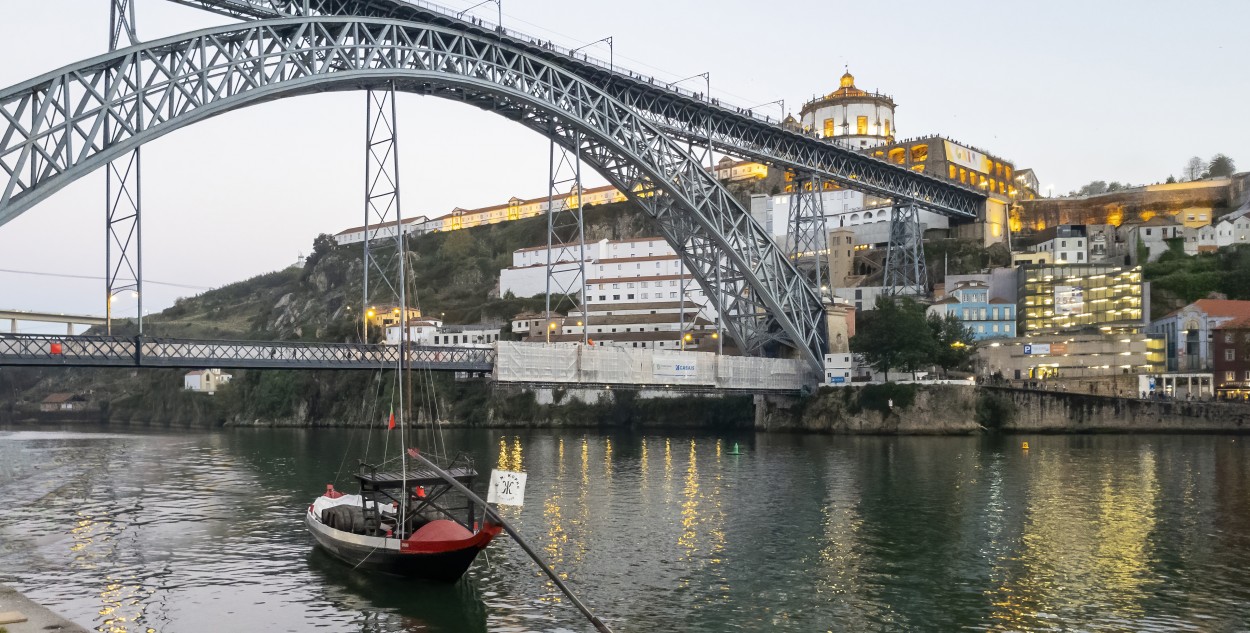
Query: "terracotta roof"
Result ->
[[42, 393, 82, 404], [1217, 316, 1250, 330], [1175, 299, 1250, 320], [335, 215, 428, 236], [989, 297, 1014, 304]]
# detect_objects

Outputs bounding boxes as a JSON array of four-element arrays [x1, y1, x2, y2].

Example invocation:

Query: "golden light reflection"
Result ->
[[511, 436, 524, 471], [604, 437, 613, 482], [497, 436, 509, 470], [679, 440, 700, 555], [640, 438, 649, 483], [986, 448, 1161, 630]]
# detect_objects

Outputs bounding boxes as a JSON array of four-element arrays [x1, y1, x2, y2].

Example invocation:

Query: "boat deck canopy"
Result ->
[[355, 466, 477, 489]]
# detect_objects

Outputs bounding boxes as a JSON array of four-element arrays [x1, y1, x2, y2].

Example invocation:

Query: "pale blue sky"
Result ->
[[0, 0, 1246, 326]]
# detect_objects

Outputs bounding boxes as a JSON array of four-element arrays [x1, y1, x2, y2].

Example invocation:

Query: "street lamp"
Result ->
[[547, 321, 557, 344], [570, 36, 613, 74], [456, 0, 501, 28], [747, 99, 785, 122], [672, 72, 713, 171], [105, 289, 139, 335]]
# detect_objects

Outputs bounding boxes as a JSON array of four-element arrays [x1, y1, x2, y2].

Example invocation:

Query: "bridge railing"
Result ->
[[0, 333, 135, 366], [0, 334, 495, 371]]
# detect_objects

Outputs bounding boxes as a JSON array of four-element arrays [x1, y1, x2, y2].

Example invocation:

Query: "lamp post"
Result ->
[[547, 321, 556, 345], [748, 98, 785, 123], [569, 36, 613, 74], [105, 290, 138, 335], [455, 0, 501, 28]]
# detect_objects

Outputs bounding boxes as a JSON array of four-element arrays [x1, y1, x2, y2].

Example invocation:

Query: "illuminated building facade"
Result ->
[[799, 70, 896, 149], [1017, 265, 1144, 335], [1148, 299, 1250, 372], [1212, 316, 1250, 397]]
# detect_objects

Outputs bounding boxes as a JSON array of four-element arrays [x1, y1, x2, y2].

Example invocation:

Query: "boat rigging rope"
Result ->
[[409, 452, 615, 633]]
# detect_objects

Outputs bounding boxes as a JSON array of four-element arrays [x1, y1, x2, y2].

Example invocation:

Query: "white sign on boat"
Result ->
[[487, 469, 528, 506]]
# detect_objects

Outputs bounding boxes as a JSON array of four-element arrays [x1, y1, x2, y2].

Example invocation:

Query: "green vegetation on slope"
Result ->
[[1144, 243, 1250, 318], [8, 200, 658, 425]]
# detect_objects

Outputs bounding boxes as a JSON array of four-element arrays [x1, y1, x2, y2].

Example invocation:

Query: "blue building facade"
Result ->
[[928, 281, 1016, 340]]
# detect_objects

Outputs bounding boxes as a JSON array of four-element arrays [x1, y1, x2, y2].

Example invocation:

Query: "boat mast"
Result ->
[[389, 80, 408, 535]]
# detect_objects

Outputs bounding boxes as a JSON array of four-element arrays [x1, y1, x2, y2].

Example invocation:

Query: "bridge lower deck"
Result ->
[[0, 334, 494, 371]]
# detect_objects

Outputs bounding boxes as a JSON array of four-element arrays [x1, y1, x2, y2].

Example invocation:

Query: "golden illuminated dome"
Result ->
[[839, 71, 855, 88], [826, 69, 867, 99]]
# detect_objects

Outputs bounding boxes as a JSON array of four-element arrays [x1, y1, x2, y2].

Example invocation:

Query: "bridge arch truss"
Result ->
[[0, 17, 824, 368]]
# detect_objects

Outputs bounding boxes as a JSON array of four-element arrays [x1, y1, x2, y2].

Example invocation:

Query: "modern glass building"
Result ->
[[1017, 265, 1144, 334]]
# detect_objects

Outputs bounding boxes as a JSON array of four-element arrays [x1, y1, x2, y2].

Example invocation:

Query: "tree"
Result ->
[[1077, 181, 1108, 196], [1183, 156, 1204, 181], [851, 296, 935, 381], [1165, 175, 1177, 184], [927, 312, 977, 377], [1208, 154, 1237, 178]]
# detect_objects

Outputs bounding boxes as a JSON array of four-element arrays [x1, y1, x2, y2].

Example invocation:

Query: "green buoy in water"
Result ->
[[726, 442, 742, 455]]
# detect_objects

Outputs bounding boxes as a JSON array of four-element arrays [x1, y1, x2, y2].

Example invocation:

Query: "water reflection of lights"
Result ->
[[679, 440, 700, 554], [987, 448, 1161, 629], [72, 512, 152, 633], [604, 437, 613, 481]]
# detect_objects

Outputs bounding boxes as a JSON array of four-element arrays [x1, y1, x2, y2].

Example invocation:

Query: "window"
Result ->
[[670, 292, 677, 298], [1226, 333, 1234, 343], [1245, 370, 1250, 381], [1077, 252, 1084, 261], [642, 293, 649, 299], [1226, 371, 1236, 382], [1145, 229, 1152, 236], [823, 119, 834, 137], [884, 119, 891, 137], [612, 283, 620, 289], [1060, 252, 1068, 261], [1226, 348, 1236, 361], [856, 116, 868, 135], [613, 295, 620, 300], [1061, 240, 1067, 248]]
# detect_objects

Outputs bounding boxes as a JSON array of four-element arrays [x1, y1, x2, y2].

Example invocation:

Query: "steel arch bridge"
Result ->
[[169, 0, 987, 218], [0, 17, 830, 368]]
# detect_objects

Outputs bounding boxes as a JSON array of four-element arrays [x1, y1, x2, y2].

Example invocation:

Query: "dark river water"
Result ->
[[1, 427, 1248, 632]]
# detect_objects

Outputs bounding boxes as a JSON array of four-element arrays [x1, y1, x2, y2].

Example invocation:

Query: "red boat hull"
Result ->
[[305, 510, 501, 582]]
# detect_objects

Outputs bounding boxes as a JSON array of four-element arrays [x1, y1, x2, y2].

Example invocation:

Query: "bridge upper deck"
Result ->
[[165, 0, 985, 217]]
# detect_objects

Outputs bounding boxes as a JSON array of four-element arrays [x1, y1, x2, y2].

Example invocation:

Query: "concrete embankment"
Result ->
[[0, 584, 88, 633], [756, 384, 1250, 434]]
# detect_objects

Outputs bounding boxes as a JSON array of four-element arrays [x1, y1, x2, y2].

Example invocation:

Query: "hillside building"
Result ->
[[928, 279, 1017, 340], [515, 301, 718, 351], [799, 70, 896, 149], [1017, 264, 1145, 335], [499, 238, 716, 317], [1148, 299, 1250, 372], [1212, 316, 1250, 397], [184, 369, 232, 394]]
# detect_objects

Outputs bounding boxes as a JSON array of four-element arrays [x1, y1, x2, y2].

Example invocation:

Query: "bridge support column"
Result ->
[[544, 130, 589, 346], [789, 175, 830, 299], [361, 82, 405, 342], [884, 204, 928, 297], [8, 319, 15, 334], [105, 0, 143, 335]]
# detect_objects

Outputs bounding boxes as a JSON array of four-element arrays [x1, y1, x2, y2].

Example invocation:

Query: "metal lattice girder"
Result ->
[[0, 334, 493, 371], [789, 175, 829, 293], [362, 83, 405, 308], [544, 130, 588, 342], [883, 204, 928, 297], [0, 18, 825, 369], [166, 0, 987, 218], [106, 0, 144, 334]]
